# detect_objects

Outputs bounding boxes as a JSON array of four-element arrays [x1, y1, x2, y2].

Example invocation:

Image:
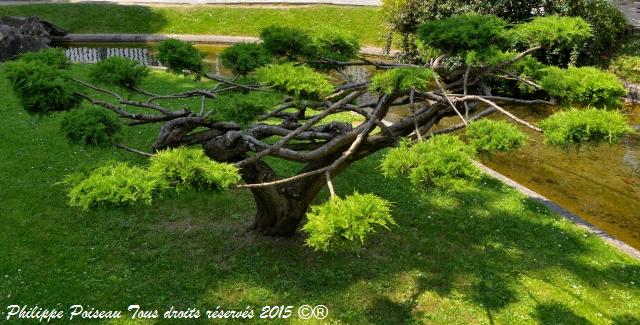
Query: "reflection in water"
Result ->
[[61, 43, 640, 249]]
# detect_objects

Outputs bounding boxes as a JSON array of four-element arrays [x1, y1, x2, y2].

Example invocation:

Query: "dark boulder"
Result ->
[[0, 16, 67, 62]]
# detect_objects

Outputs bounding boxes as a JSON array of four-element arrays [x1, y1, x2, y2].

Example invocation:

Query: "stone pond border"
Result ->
[[51, 32, 640, 260]]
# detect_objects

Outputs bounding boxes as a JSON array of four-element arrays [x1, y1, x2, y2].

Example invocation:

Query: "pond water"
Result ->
[[58, 43, 640, 250]]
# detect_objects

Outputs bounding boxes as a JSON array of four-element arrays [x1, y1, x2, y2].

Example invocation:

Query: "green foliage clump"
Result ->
[[381, 135, 479, 190], [418, 14, 508, 53], [255, 63, 333, 99], [156, 38, 205, 76], [464, 48, 516, 68], [511, 16, 592, 48], [465, 119, 527, 154], [260, 26, 313, 58], [213, 92, 283, 125], [63, 162, 161, 210], [539, 108, 633, 148], [219, 43, 271, 75], [302, 192, 395, 251], [540, 66, 626, 109], [89, 56, 149, 89], [3, 60, 81, 114], [60, 107, 122, 146], [18, 48, 69, 69], [609, 55, 640, 84], [310, 29, 360, 62], [148, 147, 241, 191], [369, 67, 434, 94], [63, 148, 240, 209]]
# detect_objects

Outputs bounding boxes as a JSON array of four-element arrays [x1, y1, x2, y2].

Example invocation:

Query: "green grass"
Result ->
[[0, 4, 385, 46], [1, 64, 640, 324]]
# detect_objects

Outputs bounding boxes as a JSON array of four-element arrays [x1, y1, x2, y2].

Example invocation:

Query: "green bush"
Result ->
[[60, 107, 123, 146], [219, 43, 271, 75], [511, 16, 592, 48], [609, 55, 640, 84], [369, 67, 434, 94], [540, 66, 626, 108], [89, 57, 149, 88], [302, 192, 395, 251], [381, 135, 479, 190], [540, 108, 633, 148], [255, 63, 333, 99], [156, 38, 205, 76], [311, 29, 360, 62], [148, 147, 241, 191], [18, 48, 69, 69], [213, 92, 283, 125], [3, 60, 81, 114], [64, 162, 161, 210], [260, 26, 313, 59], [465, 119, 527, 154], [418, 13, 509, 54]]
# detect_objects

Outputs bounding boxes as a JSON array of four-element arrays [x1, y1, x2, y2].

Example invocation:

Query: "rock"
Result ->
[[0, 16, 67, 62]]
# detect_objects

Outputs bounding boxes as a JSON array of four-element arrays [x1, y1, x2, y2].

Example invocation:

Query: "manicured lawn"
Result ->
[[0, 4, 385, 46], [1, 64, 640, 324]]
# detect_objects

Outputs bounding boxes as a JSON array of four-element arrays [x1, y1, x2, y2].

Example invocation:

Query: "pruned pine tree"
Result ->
[[4, 17, 633, 251]]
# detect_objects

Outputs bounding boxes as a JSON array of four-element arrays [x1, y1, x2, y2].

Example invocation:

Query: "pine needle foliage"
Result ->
[[18, 48, 70, 69], [157, 38, 205, 76], [60, 107, 123, 146], [89, 56, 149, 89], [539, 108, 633, 149], [212, 92, 283, 126], [63, 162, 161, 210], [418, 13, 509, 53], [3, 60, 81, 114], [381, 135, 480, 190], [465, 119, 527, 154], [369, 67, 435, 94], [540, 66, 626, 109], [219, 43, 272, 75], [148, 147, 241, 191], [62, 148, 240, 209], [255, 63, 333, 99], [302, 192, 395, 251]]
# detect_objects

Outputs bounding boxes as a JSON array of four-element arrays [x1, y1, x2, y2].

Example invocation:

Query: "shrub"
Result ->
[[255, 63, 333, 99], [302, 192, 395, 251], [3, 60, 81, 114], [465, 119, 527, 154], [311, 29, 360, 62], [60, 107, 123, 146], [540, 108, 633, 148], [219, 43, 271, 75], [609, 55, 640, 84], [540, 66, 626, 109], [381, 135, 479, 189], [63, 162, 161, 210], [369, 67, 434, 93], [511, 16, 592, 48], [212, 92, 283, 125], [156, 39, 205, 76], [260, 26, 313, 58], [18, 48, 69, 69], [89, 57, 149, 89], [418, 13, 509, 54], [148, 147, 241, 191]]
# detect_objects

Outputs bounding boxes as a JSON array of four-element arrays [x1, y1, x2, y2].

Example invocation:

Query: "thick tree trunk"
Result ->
[[241, 160, 327, 237]]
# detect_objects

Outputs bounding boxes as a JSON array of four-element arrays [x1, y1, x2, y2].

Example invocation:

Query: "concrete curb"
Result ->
[[474, 161, 640, 260], [52, 33, 399, 57]]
